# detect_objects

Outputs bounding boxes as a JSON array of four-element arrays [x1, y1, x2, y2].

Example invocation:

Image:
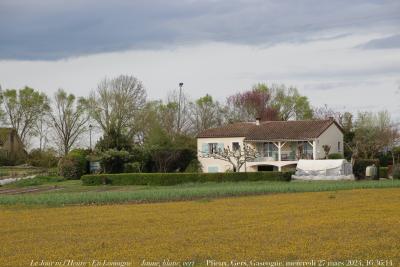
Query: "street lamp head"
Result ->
[[179, 82, 184, 87], [89, 124, 93, 129]]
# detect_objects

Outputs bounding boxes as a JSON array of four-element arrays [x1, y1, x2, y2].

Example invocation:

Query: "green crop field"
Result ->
[[1, 175, 400, 206]]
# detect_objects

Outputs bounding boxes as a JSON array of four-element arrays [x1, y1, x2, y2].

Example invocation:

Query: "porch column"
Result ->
[[312, 140, 317, 160], [278, 141, 282, 161]]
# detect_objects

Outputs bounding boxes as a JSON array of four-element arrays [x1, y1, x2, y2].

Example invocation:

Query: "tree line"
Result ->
[[0, 75, 399, 172]]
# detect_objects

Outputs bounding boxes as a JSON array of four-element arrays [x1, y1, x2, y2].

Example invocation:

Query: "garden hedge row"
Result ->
[[81, 171, 292, 186]]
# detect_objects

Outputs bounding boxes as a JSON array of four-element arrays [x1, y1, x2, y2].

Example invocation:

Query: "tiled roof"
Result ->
[[197, 119, 342, 140], [197, 122, 256, 138]]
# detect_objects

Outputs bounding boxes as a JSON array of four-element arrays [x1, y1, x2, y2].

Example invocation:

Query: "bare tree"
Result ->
[[87, 75, 147, 147], [48, 89, 89, 155], [313, 104, 343, 121], [0, 84, 4, 122], [386, 122, 400, 166], [351, 111, 394, 159], [322, 145, 331, 159], [165, 89, 191, 135], [33, 114, 51, 151], [0, 86, 49, 146], [189, 94, 225, 135], [200, 144, 259, 172]]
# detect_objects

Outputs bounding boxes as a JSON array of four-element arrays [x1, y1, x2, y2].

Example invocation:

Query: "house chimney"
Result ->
[[328, 116, 334, 121], [255, 117, 261, 126]]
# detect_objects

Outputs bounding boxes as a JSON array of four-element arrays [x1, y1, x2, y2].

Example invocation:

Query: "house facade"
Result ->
[[197, 119, 344, 173], [0, 128, 26, 164]]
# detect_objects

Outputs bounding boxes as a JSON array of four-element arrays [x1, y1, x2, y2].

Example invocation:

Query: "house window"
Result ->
[[232, 142, 240, 151], [298, 141, 313, 159], [263, 142, 278, 158], [208, 143, 218, 154], [338, 142, 341, 152]]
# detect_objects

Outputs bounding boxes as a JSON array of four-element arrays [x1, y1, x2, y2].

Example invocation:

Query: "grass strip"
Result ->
[[0, 179, 400, 206]]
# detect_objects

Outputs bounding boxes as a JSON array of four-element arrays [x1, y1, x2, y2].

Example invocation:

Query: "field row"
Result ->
[[1, 176, 400, 206]]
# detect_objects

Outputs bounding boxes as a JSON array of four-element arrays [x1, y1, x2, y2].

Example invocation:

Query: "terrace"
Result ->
[[246, 140, 316, 171]]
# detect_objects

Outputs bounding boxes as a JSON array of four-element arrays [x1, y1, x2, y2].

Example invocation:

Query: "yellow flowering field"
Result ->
[[1, 188, 399, 267]]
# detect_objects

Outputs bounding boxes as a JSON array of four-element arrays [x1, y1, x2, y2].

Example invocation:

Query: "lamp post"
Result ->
[[177, 82, 184, 133], [89, 124, 93, 151]]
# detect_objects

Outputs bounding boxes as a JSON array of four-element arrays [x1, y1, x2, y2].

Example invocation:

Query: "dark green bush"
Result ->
[[68, 149, 90, 175], [100, 149, 130, 173], [12, 176, 64, 187], [393, 165, 400, 179], [81, 171, 292, 186], [0, 150, 26, 166], [184, 159, 202, 173], [58, 157, 82, 179], [379, 167, 388, 178], [353, 159, 379, 179], [328, 153, 344, 159]]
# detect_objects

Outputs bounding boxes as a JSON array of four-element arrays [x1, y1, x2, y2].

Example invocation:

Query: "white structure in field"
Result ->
[[197, 118, 344, 173], [292, 159, 354, 180]]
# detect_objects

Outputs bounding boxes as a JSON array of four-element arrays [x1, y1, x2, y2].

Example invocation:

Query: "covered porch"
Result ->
[[246, 140, 317, 171]]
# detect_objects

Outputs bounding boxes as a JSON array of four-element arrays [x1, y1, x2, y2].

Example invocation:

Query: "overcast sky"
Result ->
[[0, 0, 399, 118]]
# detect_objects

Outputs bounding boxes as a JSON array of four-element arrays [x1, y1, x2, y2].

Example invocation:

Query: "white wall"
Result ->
[[316, 124, 344, 159], [197, 137, 245, 173]]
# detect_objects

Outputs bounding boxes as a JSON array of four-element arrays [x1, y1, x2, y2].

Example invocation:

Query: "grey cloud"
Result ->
[[357, 34, 400, 49], [303, 81, 382, 91], [0, 0, 399, 60], [248, 63, 400, 81]]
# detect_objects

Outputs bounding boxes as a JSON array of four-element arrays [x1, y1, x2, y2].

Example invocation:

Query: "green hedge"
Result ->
[[379, 167, 388, 178], [81, 171, 292, 186], [328, 153, 344, 159]]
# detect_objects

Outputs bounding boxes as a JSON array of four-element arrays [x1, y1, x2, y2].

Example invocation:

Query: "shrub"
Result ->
[[328, 153, 344, 159], [100, 149, 130, 173], [81, 171, 292, 186], [58, 157, 82, 179], [27, 149, 59, 168], [68, 149, 90, 175], [379, 167, 388, 179], [353, 159, 379, 179], [184, 159, 202, 173], [0, 153, 14, 166], [393, 165, 400, 179], [124, 162, 142, 173], [0, 150, 26, 166]]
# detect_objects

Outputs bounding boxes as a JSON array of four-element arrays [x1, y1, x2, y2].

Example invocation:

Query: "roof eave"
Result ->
[[197, 135, 247, 139], [244, 138, 316, 142]]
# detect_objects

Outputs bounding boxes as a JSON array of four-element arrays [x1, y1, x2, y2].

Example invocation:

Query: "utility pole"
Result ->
[[177, 82, 183, 133]]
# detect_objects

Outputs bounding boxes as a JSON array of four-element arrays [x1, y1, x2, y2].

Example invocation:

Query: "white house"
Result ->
[[197, 118, 344, 173]]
